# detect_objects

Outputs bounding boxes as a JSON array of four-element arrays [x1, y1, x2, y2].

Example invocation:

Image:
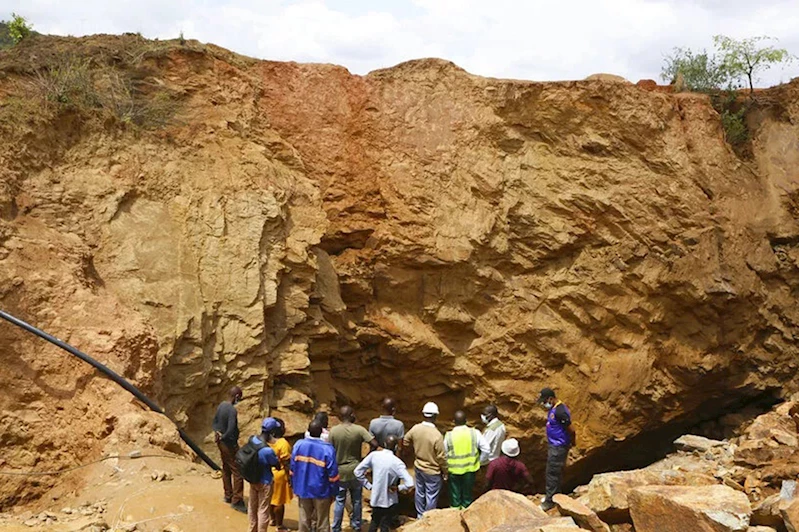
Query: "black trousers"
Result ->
[[545, 445, 569, 502], [369, 504, 399, 532]]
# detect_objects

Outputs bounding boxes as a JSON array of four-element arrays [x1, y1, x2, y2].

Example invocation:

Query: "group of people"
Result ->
[[212, 386, 576, 532]]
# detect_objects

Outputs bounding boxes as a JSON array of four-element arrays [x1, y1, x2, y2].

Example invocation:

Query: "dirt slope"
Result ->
[[1, 34, 799, 507]]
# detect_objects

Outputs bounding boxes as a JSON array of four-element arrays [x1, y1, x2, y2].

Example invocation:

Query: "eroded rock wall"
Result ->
[[1, 35, 799, 506]]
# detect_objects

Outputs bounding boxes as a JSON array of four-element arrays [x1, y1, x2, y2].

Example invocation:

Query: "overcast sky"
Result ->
[[5, 0, 799, 86]]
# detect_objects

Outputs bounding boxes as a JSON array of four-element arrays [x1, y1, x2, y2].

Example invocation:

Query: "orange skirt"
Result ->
[[271, 468, 293, 506]]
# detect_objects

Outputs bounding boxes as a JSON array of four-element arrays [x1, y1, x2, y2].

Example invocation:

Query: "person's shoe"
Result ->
[[540, 500, 555, 512], [231, 501, 247, 513], [223, 497, 232, 503]]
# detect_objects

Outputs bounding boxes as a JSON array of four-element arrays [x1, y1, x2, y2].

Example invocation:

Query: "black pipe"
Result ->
[[0, 309, 220, 471]]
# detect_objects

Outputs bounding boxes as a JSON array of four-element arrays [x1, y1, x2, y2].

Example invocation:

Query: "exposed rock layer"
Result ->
[[2, 34, 799, 506]]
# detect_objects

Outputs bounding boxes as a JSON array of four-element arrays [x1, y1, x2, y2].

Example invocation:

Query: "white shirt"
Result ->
[[354, 449, 414, 508], [481, 418, 506, 465], [304, 428, 330, 442]]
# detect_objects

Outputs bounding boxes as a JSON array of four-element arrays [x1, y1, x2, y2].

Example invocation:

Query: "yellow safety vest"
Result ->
[[445, 427, 480, 475]]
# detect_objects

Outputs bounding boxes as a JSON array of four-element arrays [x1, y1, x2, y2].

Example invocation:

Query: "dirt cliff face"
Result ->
[[1, 34, 799, 506]]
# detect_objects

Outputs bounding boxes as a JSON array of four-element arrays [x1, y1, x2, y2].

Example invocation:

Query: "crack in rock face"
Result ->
[[2, 35, 799, 506]]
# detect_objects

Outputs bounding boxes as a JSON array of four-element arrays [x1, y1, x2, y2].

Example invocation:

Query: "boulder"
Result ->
[[629, 485, 751, 532], [584, 73, 631, 83], [399, 508, 464, 531], [674, 435, 729, 453], [463, 490, 548, 532], [751, 494, 782, 528], [553, 494, 611, 532], [609, 526, 634, 532], [487, 518, 580, 531], [581, 468, 717, 522], [780, 496, 799, 532], [636, 79, 658, 90]]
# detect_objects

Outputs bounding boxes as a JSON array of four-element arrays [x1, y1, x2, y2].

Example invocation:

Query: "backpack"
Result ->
[[235, 437, 266, 483]]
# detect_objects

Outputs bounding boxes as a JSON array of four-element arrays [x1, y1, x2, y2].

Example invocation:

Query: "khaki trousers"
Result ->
[[299, 497, 332, 532], [248, 482, 274, 532]]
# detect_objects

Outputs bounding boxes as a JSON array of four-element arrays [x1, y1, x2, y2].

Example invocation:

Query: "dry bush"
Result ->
[[98, 70, 180, 127], [29, 57, 99, 109], [27, 55, 179, 128]]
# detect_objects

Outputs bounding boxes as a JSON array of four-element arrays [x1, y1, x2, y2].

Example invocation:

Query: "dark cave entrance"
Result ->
[[561, 387, 783, 493]]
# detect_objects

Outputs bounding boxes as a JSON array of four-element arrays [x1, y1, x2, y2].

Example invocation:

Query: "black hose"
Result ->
[[0, 309, 220, 471]]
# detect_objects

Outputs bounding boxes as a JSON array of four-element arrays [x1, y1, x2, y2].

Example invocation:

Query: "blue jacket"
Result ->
[[251, 435, 279, 484], [291, 437, 339, 499]]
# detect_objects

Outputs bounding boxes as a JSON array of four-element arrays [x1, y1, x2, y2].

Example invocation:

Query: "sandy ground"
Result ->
[[0, 455, 373, 532]]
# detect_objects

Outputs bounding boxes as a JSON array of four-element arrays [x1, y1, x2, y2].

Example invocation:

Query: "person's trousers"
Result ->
[[218, 441, 244, 504], [414, 469, 443, 518], [449, 471, 476, 508], [248, 482, 274, 532], [333, 479, 362, 532], [299, 497, 332, 532], [369, 504, 398, 532], [545, 445, 569, 503]]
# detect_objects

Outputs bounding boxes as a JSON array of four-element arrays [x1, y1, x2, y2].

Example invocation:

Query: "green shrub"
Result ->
[[661, 35, 794, 151], [720, 109, 748, 145], [8, 13, 32, 44], [661, 48, 726, 93]]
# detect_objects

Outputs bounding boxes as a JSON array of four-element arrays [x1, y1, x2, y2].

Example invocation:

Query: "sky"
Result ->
[[4, 0, 799, 86]]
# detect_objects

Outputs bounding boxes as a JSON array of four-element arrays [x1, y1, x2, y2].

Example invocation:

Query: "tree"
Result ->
[[713, 35, 792, 95], [661, 47, 727, 93], [7, 13, 32, 44]]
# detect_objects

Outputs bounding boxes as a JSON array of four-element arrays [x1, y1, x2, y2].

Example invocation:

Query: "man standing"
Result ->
[[369, 398, 405, 448], [485, 438, 535, 493], [354, 435, 414, 532], [479, 405, 506, 466], [306, 411, 331, 442], [444, 411, 489, 509], [245, 418, 281, 532], [292, 420, 340, 532], [538, 387, 576, 511], [212, 386, 246, 512], [330, 406, 378, 532], [403, 402, 447, 518]]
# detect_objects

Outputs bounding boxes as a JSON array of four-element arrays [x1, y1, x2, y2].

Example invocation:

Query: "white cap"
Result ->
[[501, 438, 520, 457], [422, 402, 440, 415]]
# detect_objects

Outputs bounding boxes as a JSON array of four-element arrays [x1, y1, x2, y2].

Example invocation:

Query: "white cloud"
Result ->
[[4, 0, 799, 85]]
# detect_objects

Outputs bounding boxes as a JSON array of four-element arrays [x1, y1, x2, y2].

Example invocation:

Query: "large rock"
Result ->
[[674, 435, 729, 453], [629, 485, 751, 532], [584, 73, 631, 83], [553, 494, 610, 532], [581, 467, 717, 522], [488, 518, 580, 531], [463, 490, 548, 532], [751, 494, 783, 528], [400, 508, 464, 531], [780, 496, 799, 532]]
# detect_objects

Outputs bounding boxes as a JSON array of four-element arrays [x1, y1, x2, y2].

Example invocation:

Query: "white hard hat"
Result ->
[[422, 402, 440, 415], [501, 438, 521, 457]]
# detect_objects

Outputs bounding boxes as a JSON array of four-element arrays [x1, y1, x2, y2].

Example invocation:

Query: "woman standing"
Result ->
[[268, 418, 293, 531]]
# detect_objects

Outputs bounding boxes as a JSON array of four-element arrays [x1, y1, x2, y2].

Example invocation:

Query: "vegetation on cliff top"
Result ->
[[662, 35, 794, 149]]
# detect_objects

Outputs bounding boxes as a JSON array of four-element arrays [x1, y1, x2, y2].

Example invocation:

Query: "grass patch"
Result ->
[[24, 52, 180, 128]]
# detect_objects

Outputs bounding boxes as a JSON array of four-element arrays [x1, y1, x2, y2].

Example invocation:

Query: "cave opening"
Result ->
[[561, 386, 783, 493]]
